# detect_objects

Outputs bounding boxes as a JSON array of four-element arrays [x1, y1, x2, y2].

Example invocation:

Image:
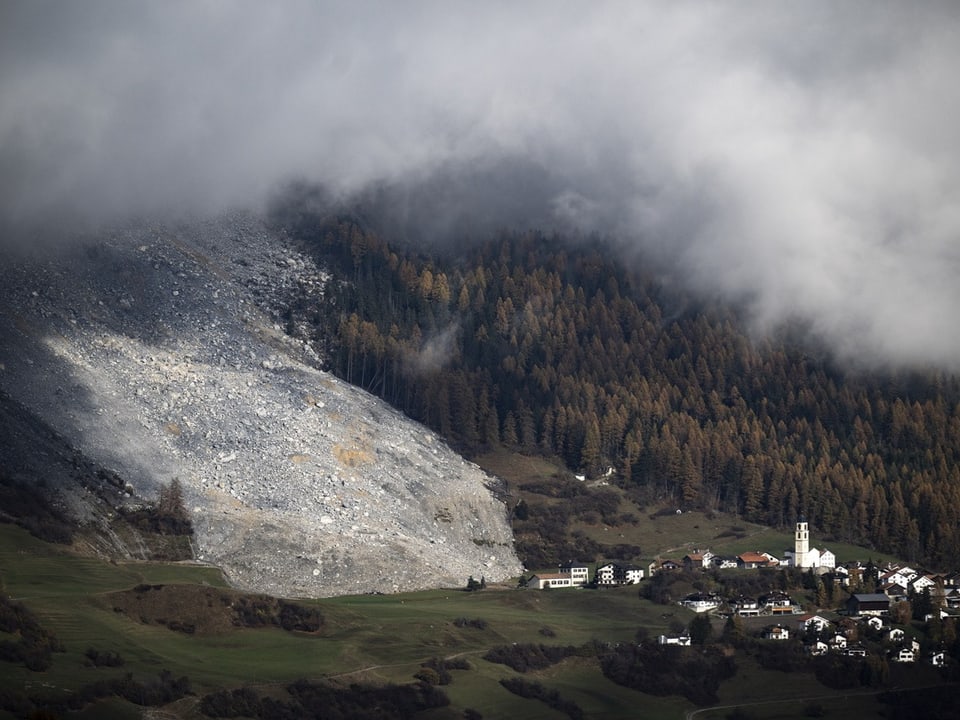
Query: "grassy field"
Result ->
[[0, 496, 946, 720], [1, 522, 693, 719], [477, 448, 900, 570]]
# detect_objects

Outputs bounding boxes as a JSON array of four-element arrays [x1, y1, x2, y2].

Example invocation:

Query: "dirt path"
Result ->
[[660, 523, 770, 558], [324, 648, 487, 680], [683, 690, 874, 720]]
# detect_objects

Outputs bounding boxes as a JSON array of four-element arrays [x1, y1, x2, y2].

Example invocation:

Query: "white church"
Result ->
[[783, 518, 835, 572]]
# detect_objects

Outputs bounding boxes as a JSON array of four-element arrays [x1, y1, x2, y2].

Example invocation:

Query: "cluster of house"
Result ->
[[526, 521, 960, 620], [651, 519, 837, 575], [677, 579, 960, 618], [873, 564, 960, 608], [658, 606, 947, 666], [524, 519, 957, 667], [526, 560, 644, 589], [757, 612, 945, 666], [527, 519, 831, 590], [654, 521, 960, 611], [679, 590, 796, 616]]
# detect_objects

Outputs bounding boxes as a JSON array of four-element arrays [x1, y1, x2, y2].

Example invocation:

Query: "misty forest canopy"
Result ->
[[270, 190, 960, 569]]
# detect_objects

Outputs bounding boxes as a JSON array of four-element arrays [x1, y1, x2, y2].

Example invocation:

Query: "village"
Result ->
[[522, 519, 960, 668]]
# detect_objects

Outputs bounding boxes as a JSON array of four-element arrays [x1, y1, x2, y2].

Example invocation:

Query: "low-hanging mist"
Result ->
[[2, 2, 960, 370]]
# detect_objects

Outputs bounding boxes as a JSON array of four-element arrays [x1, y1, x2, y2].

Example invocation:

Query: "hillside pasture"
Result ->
[[0, 520, 944, 720], [0, 523, 683, 718]]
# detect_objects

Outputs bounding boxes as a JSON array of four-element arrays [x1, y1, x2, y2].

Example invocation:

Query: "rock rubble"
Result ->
[[0, 212, 522, 597]]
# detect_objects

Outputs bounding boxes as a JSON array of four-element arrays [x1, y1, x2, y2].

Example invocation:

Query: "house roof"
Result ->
[[851, 593, 890, 603], [880, 571, 908, 583], [738, 552, 768, 563], [599, 562, 643, 572]]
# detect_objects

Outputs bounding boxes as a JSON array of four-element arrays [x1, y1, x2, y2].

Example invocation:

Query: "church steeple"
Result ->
[[794, 517, 809, 568]]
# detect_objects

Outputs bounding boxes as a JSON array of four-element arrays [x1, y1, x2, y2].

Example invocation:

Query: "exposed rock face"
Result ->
[[0, 213, 522, 597]]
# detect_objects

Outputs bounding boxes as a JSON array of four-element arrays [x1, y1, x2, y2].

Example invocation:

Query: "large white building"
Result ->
[[528, 562, 591, 589], [784, 519, 836, 571]]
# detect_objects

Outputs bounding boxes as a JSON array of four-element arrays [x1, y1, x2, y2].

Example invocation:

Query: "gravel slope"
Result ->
[[0, 213, 522, 597]]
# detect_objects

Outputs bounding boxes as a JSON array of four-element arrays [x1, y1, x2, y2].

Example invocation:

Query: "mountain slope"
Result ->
[[276, 214, 960, 569], [0, 213, 521, 596]]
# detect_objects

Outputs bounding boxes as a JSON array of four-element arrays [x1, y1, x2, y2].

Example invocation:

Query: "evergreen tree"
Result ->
[[275, 212, 960, 570]]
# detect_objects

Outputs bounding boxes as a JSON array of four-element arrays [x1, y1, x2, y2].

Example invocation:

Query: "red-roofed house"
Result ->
[[737, 552, 770, 569]]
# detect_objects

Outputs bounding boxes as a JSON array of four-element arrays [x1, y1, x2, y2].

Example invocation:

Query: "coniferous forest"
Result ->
[[272, 200, 960, 570]]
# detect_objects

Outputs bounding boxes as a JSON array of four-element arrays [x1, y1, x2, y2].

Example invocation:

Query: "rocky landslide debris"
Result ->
[[0, 212, 522, 597]]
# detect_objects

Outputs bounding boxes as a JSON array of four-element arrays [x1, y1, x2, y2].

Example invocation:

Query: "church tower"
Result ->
[[794, 518, 809, 568]]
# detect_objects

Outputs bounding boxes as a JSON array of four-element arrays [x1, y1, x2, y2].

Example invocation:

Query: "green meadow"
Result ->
[[0, 523, 684, 719], [0, 515, 949, 720]]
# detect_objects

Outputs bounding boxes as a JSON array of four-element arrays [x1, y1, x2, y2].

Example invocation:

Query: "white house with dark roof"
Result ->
[[595, 562, 644, 586], [882, 565, 918, 586], [797, 614, 831, 634], [806, 640, 829, 656], [843, 644, 868, 658], [911, 574, 937, 594], [863, 616, 884, 631], [892, 648, 916, 663], [880, 570, 910, 591], [712, 556, 739, 570], [730, 596, 761, 617], [760, 591, 795, 615], [762, 625, 790, 641], [681, 592, 721, 613]]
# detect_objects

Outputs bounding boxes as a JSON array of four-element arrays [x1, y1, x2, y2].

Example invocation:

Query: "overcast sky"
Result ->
[[2, 2, 960, 369]]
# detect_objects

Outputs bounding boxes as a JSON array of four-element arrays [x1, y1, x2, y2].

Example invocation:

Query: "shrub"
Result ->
[[453, 617, 488, 630], [499, 678, 583, 720], [483, 643, 578, 673], [84, 647, 125, 667], [600, 643, 736, 706], [414, 667, 441, 685]]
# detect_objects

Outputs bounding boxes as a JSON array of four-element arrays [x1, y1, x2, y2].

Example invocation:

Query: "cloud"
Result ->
[[2, 2, 960, 368], [405, 323, 461, 377]]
